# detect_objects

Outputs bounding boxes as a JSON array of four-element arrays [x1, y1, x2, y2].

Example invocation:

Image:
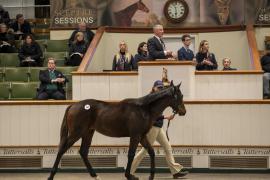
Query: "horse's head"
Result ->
[[137, 0, 150, 13], [169, 81, 186, 116]]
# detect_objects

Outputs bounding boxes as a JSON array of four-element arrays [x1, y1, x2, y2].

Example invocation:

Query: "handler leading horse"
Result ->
[[48, 81, 186, 180]]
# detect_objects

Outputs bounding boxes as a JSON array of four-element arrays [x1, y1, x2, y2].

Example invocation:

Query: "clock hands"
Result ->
[[174, 6, 178, 17]]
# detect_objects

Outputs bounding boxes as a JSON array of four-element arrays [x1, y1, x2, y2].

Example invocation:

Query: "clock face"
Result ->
[[164, 0, 189, 23], [168, 2, 185, 19]]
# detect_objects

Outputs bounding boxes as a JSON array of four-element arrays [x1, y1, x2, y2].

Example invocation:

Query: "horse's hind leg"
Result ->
[[140, 136, 155, 180], [79, 130, 99, 179], [48, 134, 80, 180], [125, 137, 140, 180]]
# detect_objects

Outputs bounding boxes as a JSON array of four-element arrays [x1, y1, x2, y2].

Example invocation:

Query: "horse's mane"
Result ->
[[123, 86, 174, 106]]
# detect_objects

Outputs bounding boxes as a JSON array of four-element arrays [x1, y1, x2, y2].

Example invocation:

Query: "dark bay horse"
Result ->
[[114, 0, 150, 27], [48, 82, 186, 180]]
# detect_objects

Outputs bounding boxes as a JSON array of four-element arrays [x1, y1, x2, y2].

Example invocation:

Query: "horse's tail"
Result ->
[[60, 105, 72, 141]]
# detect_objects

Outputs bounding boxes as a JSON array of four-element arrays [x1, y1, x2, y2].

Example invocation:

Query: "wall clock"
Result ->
[[164, 0, 189, 23]]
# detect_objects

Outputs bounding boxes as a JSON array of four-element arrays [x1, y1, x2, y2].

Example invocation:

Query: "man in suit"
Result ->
[[10, 14, 32, 40], [37, 58, 68, 100], [177, 34, 195, 61], [147, 24, 173, 60]]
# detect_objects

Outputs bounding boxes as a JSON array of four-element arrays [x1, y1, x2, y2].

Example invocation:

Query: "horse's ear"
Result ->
[[170, 80, 174, 86], [177, 82, 182, 89]]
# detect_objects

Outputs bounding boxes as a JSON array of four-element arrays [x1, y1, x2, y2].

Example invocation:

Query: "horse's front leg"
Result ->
[[140, 136, 155, 180], [125, 136, 140, 180]]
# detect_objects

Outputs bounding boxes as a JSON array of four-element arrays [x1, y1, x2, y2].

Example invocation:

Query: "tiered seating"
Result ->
[[45, 40, 69, 52], [4, 67, 29, 82], [0, 67, 4, 82], [0, 82, 10, 100], [29, 67, 46, 81], [0, 53, 20, 67], [43, 51, 67, 66], [10, 82, 39, 100], [36, 39, 47, 52], [0, 35, 78, 100], [0, 66, 78, 100]]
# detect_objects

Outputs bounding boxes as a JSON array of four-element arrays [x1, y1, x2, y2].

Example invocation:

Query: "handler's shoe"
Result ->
[[173, 169, 189, 179]]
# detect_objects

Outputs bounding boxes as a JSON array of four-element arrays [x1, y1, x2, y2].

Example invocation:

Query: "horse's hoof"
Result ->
[[95, 176, 101, 180], [148, 175, 154, 180], [127, 174, 139, 180]]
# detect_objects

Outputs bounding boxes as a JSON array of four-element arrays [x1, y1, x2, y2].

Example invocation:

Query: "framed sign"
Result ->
[[50, 0, 97, 28]]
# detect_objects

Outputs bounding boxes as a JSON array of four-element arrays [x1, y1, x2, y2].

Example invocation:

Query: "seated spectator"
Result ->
[[10, 14, 32, 40], [18, 34, 43, 67], [222, 58, 237, 70], [112, 41, 134, 71], [0, 5, 10, 26], [196, 40, 218, 70], [261, 52, 270, 99], [66, 32, 88, 66], [68, 22, 95, 47], [0, 23, 16, 53], [133, 42, 149, 70], [177, 34, 194, 61], [37, 57, 68, 100]]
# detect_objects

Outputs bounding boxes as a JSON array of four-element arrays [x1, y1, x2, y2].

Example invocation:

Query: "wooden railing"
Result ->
[[77, 26, 106, 72], [105, 25, 245, 33], [246, 24, 262, 70], [0, 99, 269, 105], [138, 60, 195, 66], [195, 70, 263, 75], [72, 71, 138, 76]]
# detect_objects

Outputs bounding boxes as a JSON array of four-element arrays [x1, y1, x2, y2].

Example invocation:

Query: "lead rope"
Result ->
[[166, 112, 176, 141]]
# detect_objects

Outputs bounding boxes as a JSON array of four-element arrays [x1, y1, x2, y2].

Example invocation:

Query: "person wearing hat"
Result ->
[[130, 80, 188, 179]]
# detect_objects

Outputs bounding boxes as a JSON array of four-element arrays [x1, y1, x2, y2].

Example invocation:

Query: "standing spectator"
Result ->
[[0, 23, 16, 53], [67, 32, 88, 66], [261, 52, 270, 99], [10, 14, 32, 40], [37, 57, 68, 100], [18, 34, 43, 67], [147, 24, 173, 60], [112, 41, 134, 71], [177, 34, 194, 61], [0, 5, 10, 26], [130, 80, 189, 179], [196, 40, 218, 70], [222, 58, 237, 70], [68, 22, 95, 47], [133, 42, 149, 70]]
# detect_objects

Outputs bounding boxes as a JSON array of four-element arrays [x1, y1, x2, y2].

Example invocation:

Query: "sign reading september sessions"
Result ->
[[50, 0, 97, 28]]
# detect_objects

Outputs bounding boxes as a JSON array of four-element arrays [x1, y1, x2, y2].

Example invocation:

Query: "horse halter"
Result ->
[[170, 87, 182, 114]]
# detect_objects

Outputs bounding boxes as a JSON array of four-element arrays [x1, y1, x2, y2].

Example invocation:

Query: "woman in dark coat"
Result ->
[[195, 40, 218, 70], [18, 34, 43, 67], [67, 31, 88, 66], [132, 42, 149, 70]]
